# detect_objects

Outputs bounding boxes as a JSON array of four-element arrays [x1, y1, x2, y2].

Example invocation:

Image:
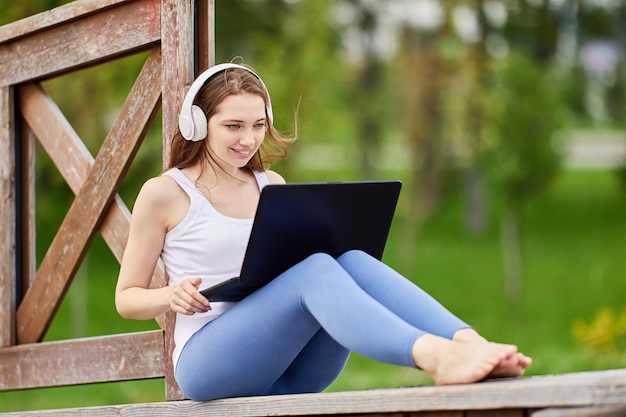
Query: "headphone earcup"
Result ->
[[190, 105, 208, 141], [179, 113, 193, 140]]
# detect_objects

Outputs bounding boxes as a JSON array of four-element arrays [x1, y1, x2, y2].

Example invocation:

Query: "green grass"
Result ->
[[1, 169, 625, 412]]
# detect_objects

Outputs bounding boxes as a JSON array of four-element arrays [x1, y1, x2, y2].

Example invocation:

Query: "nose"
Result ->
[[239, 128, 257, 146]]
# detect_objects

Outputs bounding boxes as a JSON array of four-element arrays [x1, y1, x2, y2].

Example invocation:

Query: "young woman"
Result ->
[[115, 63, 531, 401]]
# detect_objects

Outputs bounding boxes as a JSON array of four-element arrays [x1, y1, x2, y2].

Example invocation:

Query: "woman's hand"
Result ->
[[170, 278, 211, 315]]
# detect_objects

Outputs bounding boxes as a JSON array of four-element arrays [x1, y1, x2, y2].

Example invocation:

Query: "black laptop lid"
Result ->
[[201, 180, 402, 301]]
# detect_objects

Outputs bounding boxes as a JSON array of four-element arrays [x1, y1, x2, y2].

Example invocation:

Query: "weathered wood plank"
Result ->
[[0, 330, 165, 391], [15, 47, 162, 344], [0, 86, 16, 348], [1, 369, 624, 417], [197, 0, 216, 70], [0, 0, 160, 87], [160, 0, 194, 166], [17, 83, 93, 195], [0, 0, 131, 43], [160, 0, 196, 400], [164, 309, 182, 400], [17, 82, 167, 328], [20, 126, 36, 293]]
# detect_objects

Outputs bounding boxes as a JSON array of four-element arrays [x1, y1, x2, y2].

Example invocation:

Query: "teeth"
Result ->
[[235, 149, 251, 155]]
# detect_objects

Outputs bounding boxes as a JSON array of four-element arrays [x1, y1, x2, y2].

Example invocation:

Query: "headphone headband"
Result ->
[[178, 63, 273, 141]]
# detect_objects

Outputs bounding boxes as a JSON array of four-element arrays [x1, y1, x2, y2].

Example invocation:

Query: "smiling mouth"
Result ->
[[232, 148, 253, 156]]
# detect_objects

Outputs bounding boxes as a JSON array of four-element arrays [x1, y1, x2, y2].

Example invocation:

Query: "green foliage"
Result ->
[[215, 0, 356, 179], [0, 1, 73, 25], [573, 308, 626, 351], [560, 65, 590, 122], [606, 61, 626, 123], [482, 51, 564, 209]]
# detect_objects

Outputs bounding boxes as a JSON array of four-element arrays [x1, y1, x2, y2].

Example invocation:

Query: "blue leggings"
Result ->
[[175, 250, 469, 401]]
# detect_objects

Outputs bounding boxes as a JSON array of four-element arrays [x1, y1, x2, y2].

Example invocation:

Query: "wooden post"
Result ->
[[198, 0, 216, 70], [20, 125, 36, 296], [160, 0, 214, 401], [0, 86, 16, 348], [161, 0, 194, 166]]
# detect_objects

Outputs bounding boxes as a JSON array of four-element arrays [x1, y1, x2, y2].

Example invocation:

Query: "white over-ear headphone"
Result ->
[[178, 63, 273, 142]]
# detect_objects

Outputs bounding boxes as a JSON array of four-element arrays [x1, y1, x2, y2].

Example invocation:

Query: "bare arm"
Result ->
[[115, 176, 209, 320]]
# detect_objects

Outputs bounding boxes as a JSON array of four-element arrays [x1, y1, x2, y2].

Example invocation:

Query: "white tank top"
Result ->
[[160, 168, 270, 369]]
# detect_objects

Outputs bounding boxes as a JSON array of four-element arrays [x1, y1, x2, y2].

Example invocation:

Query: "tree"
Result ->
[[482, 51, 564, 302]]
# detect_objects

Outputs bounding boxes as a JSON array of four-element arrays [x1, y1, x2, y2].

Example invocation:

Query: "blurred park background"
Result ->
[[1, 0, 626, 412]]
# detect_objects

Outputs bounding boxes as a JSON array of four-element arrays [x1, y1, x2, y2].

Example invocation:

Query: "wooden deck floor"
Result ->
[[2, 368, 625, 417]]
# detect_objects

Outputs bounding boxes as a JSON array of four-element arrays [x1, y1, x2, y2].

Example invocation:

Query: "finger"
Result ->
[[185, 282, 211, 310], [189, 277, 203, 288], [171, 297, 208, 315], [171, 289, 209, 314]]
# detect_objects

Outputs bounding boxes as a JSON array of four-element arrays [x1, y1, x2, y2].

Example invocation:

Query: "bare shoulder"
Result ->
[[132, 174, 188, 231], [135, 175, 184, 208], [265, 170, 286, 185]]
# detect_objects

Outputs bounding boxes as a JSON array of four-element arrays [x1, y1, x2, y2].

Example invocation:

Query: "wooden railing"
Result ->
[[0, 0, 213, 400]]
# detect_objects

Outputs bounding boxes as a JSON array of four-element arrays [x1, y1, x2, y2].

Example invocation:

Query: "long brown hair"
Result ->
[[168, 67, 295, 172]]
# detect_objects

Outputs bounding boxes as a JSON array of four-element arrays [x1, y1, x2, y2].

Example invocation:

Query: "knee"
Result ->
[[302, 251, 372, 277], [302, 252, 337, 272], [337, 249, 370, 263], [295, 252, 345, 284]]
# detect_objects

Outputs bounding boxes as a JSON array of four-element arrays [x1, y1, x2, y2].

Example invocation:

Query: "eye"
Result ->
[[254, 122, 266, 129], [226, 124, 241, 130]]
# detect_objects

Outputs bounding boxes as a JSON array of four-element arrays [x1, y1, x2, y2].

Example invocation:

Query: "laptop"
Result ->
[[200, 180, 402, 302]]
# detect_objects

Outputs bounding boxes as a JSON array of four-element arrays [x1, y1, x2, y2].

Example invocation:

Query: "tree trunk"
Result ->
[[500, 207, 523, 302], [464, 168, 487, 235]]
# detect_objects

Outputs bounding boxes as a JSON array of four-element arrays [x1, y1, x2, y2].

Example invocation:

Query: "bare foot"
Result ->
[[488, 352, 532, 379], [412, 334, 518, 385], [451, 328, 532, 379], [451, 328, 488, 344]]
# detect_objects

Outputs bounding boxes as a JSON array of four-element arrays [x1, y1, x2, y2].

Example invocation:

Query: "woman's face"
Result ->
[[206, 93, 267, 170]]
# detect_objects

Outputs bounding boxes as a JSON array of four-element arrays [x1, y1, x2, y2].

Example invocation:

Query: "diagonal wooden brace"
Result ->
[[16, 47, 162, 344], [18, 80, 167, 328]]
